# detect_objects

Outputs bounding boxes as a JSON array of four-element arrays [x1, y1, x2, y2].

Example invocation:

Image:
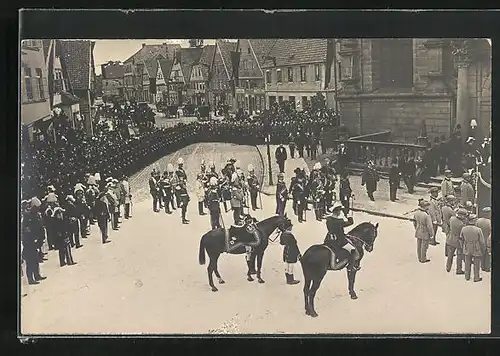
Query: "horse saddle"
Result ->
[[321, 244, 350, 271], [226, 224, 260, 253]]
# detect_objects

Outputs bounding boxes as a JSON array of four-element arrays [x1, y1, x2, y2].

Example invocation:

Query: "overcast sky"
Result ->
[[93, 39, 220, 75]]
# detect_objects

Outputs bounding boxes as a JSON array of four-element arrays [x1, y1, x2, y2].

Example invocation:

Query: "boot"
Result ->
[[286, 273, 300, 285]]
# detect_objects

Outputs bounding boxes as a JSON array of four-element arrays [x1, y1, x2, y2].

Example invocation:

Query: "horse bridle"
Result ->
[[347, 233, 374, 250]]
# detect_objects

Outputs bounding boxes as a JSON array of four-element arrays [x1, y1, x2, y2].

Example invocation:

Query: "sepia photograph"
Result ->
[[19, 36, 491, 335]]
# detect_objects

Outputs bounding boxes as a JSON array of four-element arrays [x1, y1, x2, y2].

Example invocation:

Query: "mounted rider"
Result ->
[[323, 201, 360, 271]]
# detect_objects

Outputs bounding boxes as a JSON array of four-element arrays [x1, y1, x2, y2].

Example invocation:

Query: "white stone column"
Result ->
[[456, 58, 471, 139]]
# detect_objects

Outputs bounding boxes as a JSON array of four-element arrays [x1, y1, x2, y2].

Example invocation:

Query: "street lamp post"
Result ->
[[266, 134, 274, 186]]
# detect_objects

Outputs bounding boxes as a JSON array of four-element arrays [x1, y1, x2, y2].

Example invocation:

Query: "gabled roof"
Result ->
[[237, 39, 263, 79], [60, 40, 93, 90], [199, 44, 215, 79], [124, 43, 180, 64], [144, 54, 164, 79], [179, 47, 203, 83], [248, 39, 278, 68], [158, 58, 173, 80], [260, 39, 328, 68], [216, 40, 237, 80]]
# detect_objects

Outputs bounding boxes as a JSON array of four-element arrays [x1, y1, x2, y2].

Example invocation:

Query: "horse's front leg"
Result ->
[[256, 252, 265, 284], [347, 269, 358, 299], [246, 252, 254, 282], [208, 258, 218, 292], [213, 255, 225, 284]]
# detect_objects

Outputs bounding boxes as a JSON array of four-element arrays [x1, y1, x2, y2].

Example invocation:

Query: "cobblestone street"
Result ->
[[21, 143, 490, 334]]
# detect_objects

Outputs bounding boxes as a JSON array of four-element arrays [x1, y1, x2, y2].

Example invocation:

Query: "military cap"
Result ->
[[468, 213, 478, 221], [419, 199, 430, 207], [444, 169, 452, 174], [428, 187, 439, 193], [446, 195, 456, 201], [277, 173, 284, 179], [456, 208, 468, 216]]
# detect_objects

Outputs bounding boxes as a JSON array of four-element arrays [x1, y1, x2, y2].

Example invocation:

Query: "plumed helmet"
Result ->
[[87, 175, 97, 185], [313, 162, 322, 170], [167, 163, 174, 172], [45, 192, 58, 203], [30, 197, 42, 208], [201, 159, 205, 166], [177, 157, 184, 165], [209, 161, 215, 168], [210, 177, 218, 186], [248, 164, 254, 171]]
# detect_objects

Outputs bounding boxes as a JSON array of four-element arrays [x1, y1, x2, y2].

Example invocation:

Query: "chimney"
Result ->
[[142, 43, 146, 48]]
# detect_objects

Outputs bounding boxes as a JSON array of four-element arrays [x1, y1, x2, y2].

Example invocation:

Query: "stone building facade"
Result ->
[[336, 38, 491, 142]]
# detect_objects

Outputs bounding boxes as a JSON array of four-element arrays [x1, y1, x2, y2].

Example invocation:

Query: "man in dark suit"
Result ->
[[337, 143, 349, 175], [148, 171, 160, 212], [275, 143, 288, 174]]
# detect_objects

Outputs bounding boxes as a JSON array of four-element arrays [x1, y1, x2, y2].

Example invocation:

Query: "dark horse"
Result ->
[[199, 214, 292, 292], [300, 221, 379, 317]]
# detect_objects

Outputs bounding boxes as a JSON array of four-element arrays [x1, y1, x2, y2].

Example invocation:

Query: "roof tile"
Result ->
[[261, 39, 328, 68], [60, 40, 93, 90]]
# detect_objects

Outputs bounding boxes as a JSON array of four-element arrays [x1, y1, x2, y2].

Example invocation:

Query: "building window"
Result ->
[[247, 47, 251, 54], [289, 96, 296, 108], [339, 56, 355, 81], [314, 64, 321, 81], [379, 39, 413, 89], [266, 70, 271, 84], [277, 69, 282, 83], [300, 66, 307, 82], [269, 96, 276, 106], [302, 96, 308, 108], [287, 68, 293, 82], [24, 67, 33, 100], [54, 69, 63, 93], [278, 96, 283, 103]]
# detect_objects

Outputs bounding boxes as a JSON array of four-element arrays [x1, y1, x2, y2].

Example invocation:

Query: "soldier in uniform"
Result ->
[[85, 175, 98, 225], [120, 175, 132, 219], [105, 182, 119, 230], [247, 164, 260, 211], [339, 171, 353, 214], [64, 195, 82, 248], [176, 178, 190, 224], [21, 197, 47, 284], [441, 195, 457, 245], [428, 187, 442, 246], [289, 168, 301, 215], [324, 202, 359, 271], [311, 173, 326, 221], [53, 207, 76, 267], [388, 162, 400, 202], [279, 222, 301, 285], [220, 173, 232, 213], [148, 171, 160, 212], [206, 161, 219, 182], [291, 170, 307, 223], [441, 170, 455, 198], [94, 190, 111, 244], [446, 208, 467, 273], [460, 213, 487, 282], [166, 164, 178, 211], [460, 173, 475, 207], [288, 133, 296, 159], [476, 207, 491, 273], [207, 177, 222, 230], [275, 173, 288, 216], [195, 173, 207, 216], [361, 160, 379, 201], [413, 199, 434, 263], [230, 173, 245, 225]]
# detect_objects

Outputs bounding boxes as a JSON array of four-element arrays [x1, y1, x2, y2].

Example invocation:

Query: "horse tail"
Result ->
[[199, 234, 206, 265]]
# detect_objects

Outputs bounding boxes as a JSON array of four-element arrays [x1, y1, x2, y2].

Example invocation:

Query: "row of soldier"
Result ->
[[413, 189, 491, 283], [21, 174, 133, 285]]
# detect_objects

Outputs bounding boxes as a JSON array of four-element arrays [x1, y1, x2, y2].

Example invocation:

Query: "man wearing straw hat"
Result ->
[[428, 187, 442, 246], [476, 207, 491, 272], [446, 208, 468, 274], [413, 199, 434, 263], [460, 213, 487, 282]]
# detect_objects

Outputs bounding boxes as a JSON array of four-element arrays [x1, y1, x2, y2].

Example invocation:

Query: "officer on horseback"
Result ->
[[324, 201, 360, 271]]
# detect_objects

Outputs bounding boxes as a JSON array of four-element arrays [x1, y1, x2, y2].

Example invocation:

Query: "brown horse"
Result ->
[[300, 221, 379, 317], [199, 214, 292, 292]]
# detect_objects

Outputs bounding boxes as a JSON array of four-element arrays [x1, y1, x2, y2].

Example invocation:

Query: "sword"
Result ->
[[219, 207, 225, 229]]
